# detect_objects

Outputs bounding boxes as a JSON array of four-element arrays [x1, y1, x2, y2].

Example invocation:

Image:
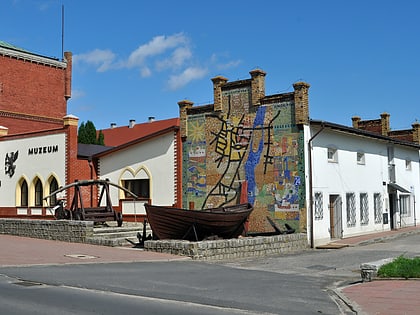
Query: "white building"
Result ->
[[306, 120, 420, 247], [92, 118, 181, 221]]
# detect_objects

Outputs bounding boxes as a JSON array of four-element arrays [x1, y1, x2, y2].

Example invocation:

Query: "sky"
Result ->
[[1, 0, 420, 131]]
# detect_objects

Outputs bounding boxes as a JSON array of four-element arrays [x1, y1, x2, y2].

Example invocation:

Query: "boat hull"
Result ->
[[145, 203, 253, 241]]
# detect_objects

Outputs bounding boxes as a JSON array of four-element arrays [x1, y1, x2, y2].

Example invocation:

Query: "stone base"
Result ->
[[144, 233, 309, 260]]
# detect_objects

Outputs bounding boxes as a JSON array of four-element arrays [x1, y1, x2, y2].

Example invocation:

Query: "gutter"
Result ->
[[308, 122, 325, 248]]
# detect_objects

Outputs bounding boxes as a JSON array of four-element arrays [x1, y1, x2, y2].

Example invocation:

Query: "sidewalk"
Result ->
[[0, 234, 189, 267], [333, 225, 420, 315], [1, 226, 420, 315]]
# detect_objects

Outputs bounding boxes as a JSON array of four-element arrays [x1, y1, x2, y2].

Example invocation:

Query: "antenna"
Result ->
[[61, 4, 64, 60]]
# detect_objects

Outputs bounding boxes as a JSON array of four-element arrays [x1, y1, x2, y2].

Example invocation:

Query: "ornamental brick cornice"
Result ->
[[0, 110, 63, 124], [0, 46, 67, 68]]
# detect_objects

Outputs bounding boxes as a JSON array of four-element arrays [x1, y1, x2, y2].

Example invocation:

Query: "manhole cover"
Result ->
[[64, 254, 98, 260]]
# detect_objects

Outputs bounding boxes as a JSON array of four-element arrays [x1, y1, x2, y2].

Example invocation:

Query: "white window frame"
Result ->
[[360, 193, 369, 225], [374, 193, 382, 224], [357, 152, 365, 165], [400, 195, 411, 216], [314, 192, 323, 220], [328, 147, 338, 163], [346, 192, 356, 227]]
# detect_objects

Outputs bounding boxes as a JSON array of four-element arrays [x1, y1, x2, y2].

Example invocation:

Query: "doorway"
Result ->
[[329, 195, 342, 239], [389, 193, 397, 230]]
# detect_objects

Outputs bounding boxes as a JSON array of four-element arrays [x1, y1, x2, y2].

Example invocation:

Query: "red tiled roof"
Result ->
[[99, 118, 179, 147]]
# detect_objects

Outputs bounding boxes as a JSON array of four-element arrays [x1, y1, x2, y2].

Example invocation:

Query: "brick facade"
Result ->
[[0, 44, 72, 135], [352, 112, 420, 144], [179, 70, 310, 233]]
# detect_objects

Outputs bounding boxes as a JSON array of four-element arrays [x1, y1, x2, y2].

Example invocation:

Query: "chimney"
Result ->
[[249, 69, 266, 106], [64, 52, 72, 100], [380, 112, 390, 136], [148, 116, 155, 122], [293, 81, 311, 125], [412, 121, 420, 144], [211, 75, 228, 112], [178, 99, 194, 139], [129, 119, 136, 128], [352, 116, 361, 128], [110, 123, 116, 129]]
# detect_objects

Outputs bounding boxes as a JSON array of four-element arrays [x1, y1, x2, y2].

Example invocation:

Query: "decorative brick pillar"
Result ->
[[412, 122, 420, 144], [293, 82, 310, 125], [178, 100, 194, 139], [380, 112, 390, 136], [249, 69, 266, 106], [0, 126, 8, 137], [63, 114, 79, 205], [211, 76, 228, 112]]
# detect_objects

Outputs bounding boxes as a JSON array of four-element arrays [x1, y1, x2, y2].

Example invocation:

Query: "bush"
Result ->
[[378, 255, 420, 279]]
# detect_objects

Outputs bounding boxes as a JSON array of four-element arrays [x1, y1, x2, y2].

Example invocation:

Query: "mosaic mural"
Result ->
[[182, 86, 304, 232]]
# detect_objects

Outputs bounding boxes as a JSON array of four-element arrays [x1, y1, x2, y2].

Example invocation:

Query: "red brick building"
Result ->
[[0, 41, 95, 217]]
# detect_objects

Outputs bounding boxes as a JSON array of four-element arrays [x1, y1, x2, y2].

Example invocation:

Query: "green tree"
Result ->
[[78, 120, 105, 145]]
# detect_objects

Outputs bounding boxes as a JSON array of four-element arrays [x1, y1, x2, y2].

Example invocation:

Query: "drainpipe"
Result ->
[[308, 122, 325, 248], [88, 157, 93, 207]]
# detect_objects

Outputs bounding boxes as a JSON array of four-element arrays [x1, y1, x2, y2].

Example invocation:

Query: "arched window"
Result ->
[[49, 177, 59, 206], [20, 180, 28, 207], [35, 179, 43, 207]]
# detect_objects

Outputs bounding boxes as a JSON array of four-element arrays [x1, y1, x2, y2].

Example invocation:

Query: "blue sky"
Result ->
[[1, 0, 420, 131]]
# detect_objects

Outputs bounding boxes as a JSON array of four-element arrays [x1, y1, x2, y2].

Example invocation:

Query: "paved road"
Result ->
[[1, 230, 419, 314]]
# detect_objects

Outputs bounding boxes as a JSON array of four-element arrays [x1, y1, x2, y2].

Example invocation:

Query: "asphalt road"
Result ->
[[0, 233, 419, 314]]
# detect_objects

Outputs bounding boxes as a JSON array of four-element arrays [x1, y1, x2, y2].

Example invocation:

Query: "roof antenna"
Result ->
[[61, 4, 64, 60]]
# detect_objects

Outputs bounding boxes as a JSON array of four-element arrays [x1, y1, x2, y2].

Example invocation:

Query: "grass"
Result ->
[[378, 255, 420, 279]]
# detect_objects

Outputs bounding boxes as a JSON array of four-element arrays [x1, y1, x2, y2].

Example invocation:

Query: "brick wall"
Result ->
[[145, 233, 309, 260], [0, 50, 71, 135], [0, 218, 94, 243]]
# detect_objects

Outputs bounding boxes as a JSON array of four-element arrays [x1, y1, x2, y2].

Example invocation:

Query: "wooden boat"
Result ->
[[144, 203, 253, 241]]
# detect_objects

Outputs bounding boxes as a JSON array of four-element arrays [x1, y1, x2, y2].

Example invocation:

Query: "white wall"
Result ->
[[98, 132, 176, 213], [306, 125, 420, 246], [0, 133, 66, 207]]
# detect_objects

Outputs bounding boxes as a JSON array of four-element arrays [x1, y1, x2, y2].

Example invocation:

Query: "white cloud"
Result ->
[[72, 33, 241, 90], [126, 33, 189, 68], [141, 66, 152, 77], [167, 67, 208, 90], [156, 47, 192, 71], [73, 49, 116, 72]]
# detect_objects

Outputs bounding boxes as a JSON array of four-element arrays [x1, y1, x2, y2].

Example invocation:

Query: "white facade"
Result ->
[[0, 133, 66, 214], [98, 132, 177, 217], [306, 123, 419, 246]]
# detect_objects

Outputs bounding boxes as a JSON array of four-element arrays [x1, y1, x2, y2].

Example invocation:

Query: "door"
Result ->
[[329, 195, 342, 239], [389, 193, 396, 230]]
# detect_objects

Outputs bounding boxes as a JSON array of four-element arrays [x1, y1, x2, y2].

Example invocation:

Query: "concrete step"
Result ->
[[88, 222, 152, 247], [86, 236, 141, 247]]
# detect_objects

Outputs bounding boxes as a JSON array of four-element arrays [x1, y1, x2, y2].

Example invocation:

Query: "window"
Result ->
[[49, 177, 59, 206], [400, 195, 411, 216], [122, 179, 150, 199], [328, 147, 338, 162], [360, 193, 369, 225], [20, 180, 28, 207], [346, 193, 356, 227], [374, 193, 382, 224], [34, 178, 43, 207], [314, 192, 323, 220], [406, 160, 412, 170], [357, 152, 365, 165]]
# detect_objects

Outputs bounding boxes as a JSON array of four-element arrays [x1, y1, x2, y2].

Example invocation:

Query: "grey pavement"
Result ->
[[1, 225, 420, 314]]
